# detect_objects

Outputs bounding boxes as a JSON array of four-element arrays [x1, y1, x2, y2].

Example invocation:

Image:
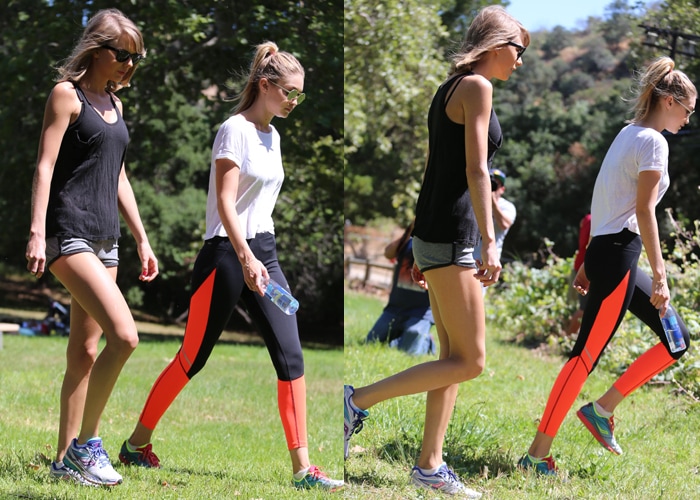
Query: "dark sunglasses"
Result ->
[[270, 80, 306, 105], [505, 40, 526, 59], [102, 45, 144, 65]]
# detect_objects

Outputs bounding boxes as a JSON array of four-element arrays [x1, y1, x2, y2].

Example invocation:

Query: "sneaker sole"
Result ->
[[63, 456, 123, 486], [576, 409, 622, 455]]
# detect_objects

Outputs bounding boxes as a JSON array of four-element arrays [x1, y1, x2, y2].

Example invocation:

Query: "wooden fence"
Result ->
[[344, 224, 402, 291]]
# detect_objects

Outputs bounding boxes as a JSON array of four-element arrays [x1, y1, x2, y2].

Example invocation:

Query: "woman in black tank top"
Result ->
[[344, 6, 529, 497], [25, 9, 158, 487]]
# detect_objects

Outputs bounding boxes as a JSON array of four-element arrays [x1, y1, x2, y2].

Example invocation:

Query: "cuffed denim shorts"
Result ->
[[46, 237, 119, 268], [412, 235, 477, 272]]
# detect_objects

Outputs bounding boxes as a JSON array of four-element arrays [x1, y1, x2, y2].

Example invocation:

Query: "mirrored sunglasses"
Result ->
[[270, 80, 306, 105]]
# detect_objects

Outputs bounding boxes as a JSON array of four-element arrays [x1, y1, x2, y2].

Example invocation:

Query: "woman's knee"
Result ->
[[66, 345, 98, 373], [450, 356, 485, 382], [108, 328, 139, 354]]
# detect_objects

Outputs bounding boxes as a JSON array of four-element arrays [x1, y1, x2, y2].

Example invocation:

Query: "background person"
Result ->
[[345, 6, 529, 497], [118, 41, 342, 491], [24, 8, 158, 486], [518, 56, 695, 476], [566, 213, 591, 334], [365, 221, 436, 356], [474, 167, 516, 294]]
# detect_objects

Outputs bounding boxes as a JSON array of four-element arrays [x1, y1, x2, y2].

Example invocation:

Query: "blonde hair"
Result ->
[[231, 41, 305, 114], [630, 56, 697, 123], [450, 5, 530, 76], [56, 9, 145, 92]]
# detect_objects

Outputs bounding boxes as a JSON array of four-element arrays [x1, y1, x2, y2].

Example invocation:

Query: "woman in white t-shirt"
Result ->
[[119, 42, 342, 490], [519, 56, 696, 476]]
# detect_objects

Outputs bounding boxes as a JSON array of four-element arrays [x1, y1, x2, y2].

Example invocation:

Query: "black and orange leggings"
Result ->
[[538, 229, 690, 437], [137, 233, 307, 450]]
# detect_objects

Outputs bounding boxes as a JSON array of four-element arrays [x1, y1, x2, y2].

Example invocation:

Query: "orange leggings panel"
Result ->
[[538, 271, 629, 437], [278, 376, 308, 450], [138, 270, 217, 430]]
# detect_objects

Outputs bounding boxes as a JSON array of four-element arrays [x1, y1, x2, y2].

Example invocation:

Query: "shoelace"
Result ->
[[351, 413, 367, 435], [307, 466, 325, 479], [137, 443, 160, 467], [542, 455, 557, 471], [91, 444, 112, 469], [608, 415, 615, 431]]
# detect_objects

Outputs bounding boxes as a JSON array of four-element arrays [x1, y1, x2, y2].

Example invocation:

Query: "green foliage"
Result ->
[[344, 0, 453, 225]]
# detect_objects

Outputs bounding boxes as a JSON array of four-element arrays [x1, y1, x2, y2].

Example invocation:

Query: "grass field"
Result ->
[[0, 330, 343, 499], [344, 290, 700, 499]]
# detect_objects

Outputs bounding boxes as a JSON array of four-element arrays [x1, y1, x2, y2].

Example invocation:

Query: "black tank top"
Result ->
[[413, 72, 503, 245], [46, 82, 129, 240]]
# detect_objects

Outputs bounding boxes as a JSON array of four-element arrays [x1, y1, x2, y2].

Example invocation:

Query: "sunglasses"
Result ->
[[270, 80, 306, 105], [102, 45, 144, 65], [505, 40, 526, 59], [674, 97, 695, 118]]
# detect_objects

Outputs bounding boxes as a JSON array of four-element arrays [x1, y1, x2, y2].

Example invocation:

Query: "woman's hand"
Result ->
[[475, 244, 501, 287], [243, 258, 269, 296], [137, 241, 159, 282], [572, 264, 590, 296], [411, 263, 428, 290], [25, 236, 46, 279], [651, 276, 670, 314]]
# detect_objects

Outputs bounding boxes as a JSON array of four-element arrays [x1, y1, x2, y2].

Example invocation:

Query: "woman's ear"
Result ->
[[259, 77, 269, 95]]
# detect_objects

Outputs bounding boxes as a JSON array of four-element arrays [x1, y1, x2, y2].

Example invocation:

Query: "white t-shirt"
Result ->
[[204, 114, 284, 240], [474, 196, 516, 260], [591, 124, 669, 237]]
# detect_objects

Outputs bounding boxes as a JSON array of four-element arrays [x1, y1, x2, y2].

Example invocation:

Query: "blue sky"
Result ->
[[506, 0, 634, 31]]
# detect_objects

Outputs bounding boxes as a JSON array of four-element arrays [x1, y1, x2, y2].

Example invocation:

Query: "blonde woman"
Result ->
[[25, 9, 158, 486], [119, 42, 342, 491], [518, 56, 695, 475], [345, 6, 529, 497]]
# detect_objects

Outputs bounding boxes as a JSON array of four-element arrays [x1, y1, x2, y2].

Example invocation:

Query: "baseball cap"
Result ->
[[489, 168, 506, 186]]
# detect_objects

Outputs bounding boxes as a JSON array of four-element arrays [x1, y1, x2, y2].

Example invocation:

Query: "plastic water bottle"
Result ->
[[263, 278, 299, 315], [660, 307, 686, 353]]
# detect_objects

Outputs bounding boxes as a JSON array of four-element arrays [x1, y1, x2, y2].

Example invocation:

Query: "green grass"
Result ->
[[0, 333, 342, 499], [344, 290, 700, 499]]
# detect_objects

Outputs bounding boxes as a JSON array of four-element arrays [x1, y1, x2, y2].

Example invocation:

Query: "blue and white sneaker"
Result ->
[[577, 402, 623, 455], [49, 461, 98, 487], [410, 463, 482, 498], [344, 384, 368, 459], [63, 437, 123, 486]]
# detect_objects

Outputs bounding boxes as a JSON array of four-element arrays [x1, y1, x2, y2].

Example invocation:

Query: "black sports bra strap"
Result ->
[[71, 81, 86, 104], [444, 73, 470, 108]]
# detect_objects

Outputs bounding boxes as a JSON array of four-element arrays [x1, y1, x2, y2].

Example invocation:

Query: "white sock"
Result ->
[[594, 401, 612, 418], [418, 464, 441, 476], [293, 467, 310, 480]]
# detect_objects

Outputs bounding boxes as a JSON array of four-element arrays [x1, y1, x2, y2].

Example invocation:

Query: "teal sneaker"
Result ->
[[410, 463, 482, 498], [344, 384, 368, 459], [517, 453, 558, 476], [293, 465, 343, 490], [577, 402, 623, 455], [118, 440, 161, 468]]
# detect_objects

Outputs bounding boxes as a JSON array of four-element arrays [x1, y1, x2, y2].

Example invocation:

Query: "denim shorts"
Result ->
[[412, 236, 477, 272], [46, 237, 119, 268]]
